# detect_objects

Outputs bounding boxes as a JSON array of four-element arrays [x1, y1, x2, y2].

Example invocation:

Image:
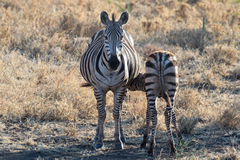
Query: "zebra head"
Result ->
[[101, 11, 128, 71]]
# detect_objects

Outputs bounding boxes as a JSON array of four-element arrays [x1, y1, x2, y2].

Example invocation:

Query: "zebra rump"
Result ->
[[128, 51, 183, 155]]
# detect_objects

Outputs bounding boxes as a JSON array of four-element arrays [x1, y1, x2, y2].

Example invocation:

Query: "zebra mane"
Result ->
[[112, 13, 115, 23]]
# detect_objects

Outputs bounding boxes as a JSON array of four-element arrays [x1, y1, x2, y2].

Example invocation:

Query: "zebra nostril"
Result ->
[[109, 55, 120, 70]]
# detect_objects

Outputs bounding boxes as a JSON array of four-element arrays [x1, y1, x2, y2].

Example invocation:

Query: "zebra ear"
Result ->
[[101, 11, 110, 25], [118, 11, 128, 25]]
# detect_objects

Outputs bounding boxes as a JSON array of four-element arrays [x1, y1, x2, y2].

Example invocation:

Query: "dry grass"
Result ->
[[0, 0, 240, 159], [218, 101, 240, 129]]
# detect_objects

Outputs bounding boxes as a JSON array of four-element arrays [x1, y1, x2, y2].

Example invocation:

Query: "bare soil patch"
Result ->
[[0, 113, 239, 160]]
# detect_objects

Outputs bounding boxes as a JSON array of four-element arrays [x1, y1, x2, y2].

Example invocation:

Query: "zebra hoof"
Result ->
[[140, 141, 147, 148], [170, 146, 176, 155], [94, 137, 98, 143], [169, 142, 176, 154], [140, 144, 146, 149], [148, 148, 154, 156], [95, 143, 103, 149], [121, 137, 126, 143], [115, 143, 123, 150]]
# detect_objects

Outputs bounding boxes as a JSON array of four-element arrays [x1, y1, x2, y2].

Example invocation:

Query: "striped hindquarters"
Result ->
[[145, 51, 179, 105]]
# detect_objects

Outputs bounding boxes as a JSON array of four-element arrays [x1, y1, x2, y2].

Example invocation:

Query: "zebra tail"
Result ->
[[81, 83, 92, 87], [158, 53, 172, 108]]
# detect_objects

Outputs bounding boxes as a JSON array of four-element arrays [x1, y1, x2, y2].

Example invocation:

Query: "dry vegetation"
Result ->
[[0, 0, 240, 159]]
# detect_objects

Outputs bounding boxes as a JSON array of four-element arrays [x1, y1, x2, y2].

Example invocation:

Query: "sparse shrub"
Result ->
[[178, 116, 199, 134], [65, 123, 79, 136], [176, 88, 203, 110], [126, 91, 146, 122], [176, 2, 191, 19], [204, 44, 240, 65], [167, 28, 213, 50], [229, 66, 240, 80], [213, 146, 240, 160], [142, 43, 163, 60], [175, 87, 217, 124], [218, 102, 240, 129], [186, 0, 200, 4], [187, 70, 222, 89], [178, 49, 197, 65]]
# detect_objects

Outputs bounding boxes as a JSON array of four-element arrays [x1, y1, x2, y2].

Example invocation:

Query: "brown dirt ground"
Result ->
[[0, 110, 239, 160]]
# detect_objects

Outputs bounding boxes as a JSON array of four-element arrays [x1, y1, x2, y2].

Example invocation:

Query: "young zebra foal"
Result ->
[[141, 51, 183, 155]]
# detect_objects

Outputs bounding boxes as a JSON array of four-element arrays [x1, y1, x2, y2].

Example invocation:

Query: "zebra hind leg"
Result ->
[[140, 105, 151, 148], [148, 106, 158, 155], [165, 106, 176, 154]]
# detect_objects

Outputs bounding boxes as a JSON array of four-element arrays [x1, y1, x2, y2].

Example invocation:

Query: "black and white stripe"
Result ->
[[128, 51, 182, 155], [80, 11, 140, 150], [140, 51, 182, 155]]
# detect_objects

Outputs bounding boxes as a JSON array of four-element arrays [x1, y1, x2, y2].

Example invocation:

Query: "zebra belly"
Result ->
[[94, 74, 126, 92]]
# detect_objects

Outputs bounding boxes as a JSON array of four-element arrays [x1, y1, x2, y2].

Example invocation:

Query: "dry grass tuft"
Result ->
[[187, 70, 222, 89], [167, 28, 210, 50], [218, 102, 240, 129], [178, 116, 199, 134], [64, 123, 79, 136], [174, 87, 227, 124], [141, 43, 164, 60], [204, 44, 240, 65], [176, 88, 204, 111], [126, 91, 147, 122], [229, 66, 240, 79], [212, 146, 240, 160]]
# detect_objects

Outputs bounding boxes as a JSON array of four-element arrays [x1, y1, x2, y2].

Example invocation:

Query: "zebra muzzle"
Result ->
[[109, 55, 120, 71]]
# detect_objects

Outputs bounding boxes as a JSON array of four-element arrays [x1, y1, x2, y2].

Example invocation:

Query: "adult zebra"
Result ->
[[128, 51, 183, 155], [80, 11, 140, 150]]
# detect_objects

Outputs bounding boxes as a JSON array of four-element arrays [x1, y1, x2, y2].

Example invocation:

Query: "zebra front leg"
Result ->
[[94, 88, 106, 149], [165, 106, 176, 154], [140, 103, 151, 148], [113, 86, 127, 150], [120, 117, 126, 143], [113, 109, 123, 150]]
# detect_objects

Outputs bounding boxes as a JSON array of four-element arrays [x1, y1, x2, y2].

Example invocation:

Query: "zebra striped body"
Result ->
[[140, 51, 182, 155], [80, 30, 139, 90], [80, 11, 140, 150]]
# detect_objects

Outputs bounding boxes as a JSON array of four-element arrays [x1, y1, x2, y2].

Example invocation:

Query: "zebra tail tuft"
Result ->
[[81, 83, 92, 87]]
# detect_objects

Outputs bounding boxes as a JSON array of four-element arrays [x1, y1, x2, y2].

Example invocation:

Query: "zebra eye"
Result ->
[[121, 33, 124, 38], [117, 43, 122, 50]]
